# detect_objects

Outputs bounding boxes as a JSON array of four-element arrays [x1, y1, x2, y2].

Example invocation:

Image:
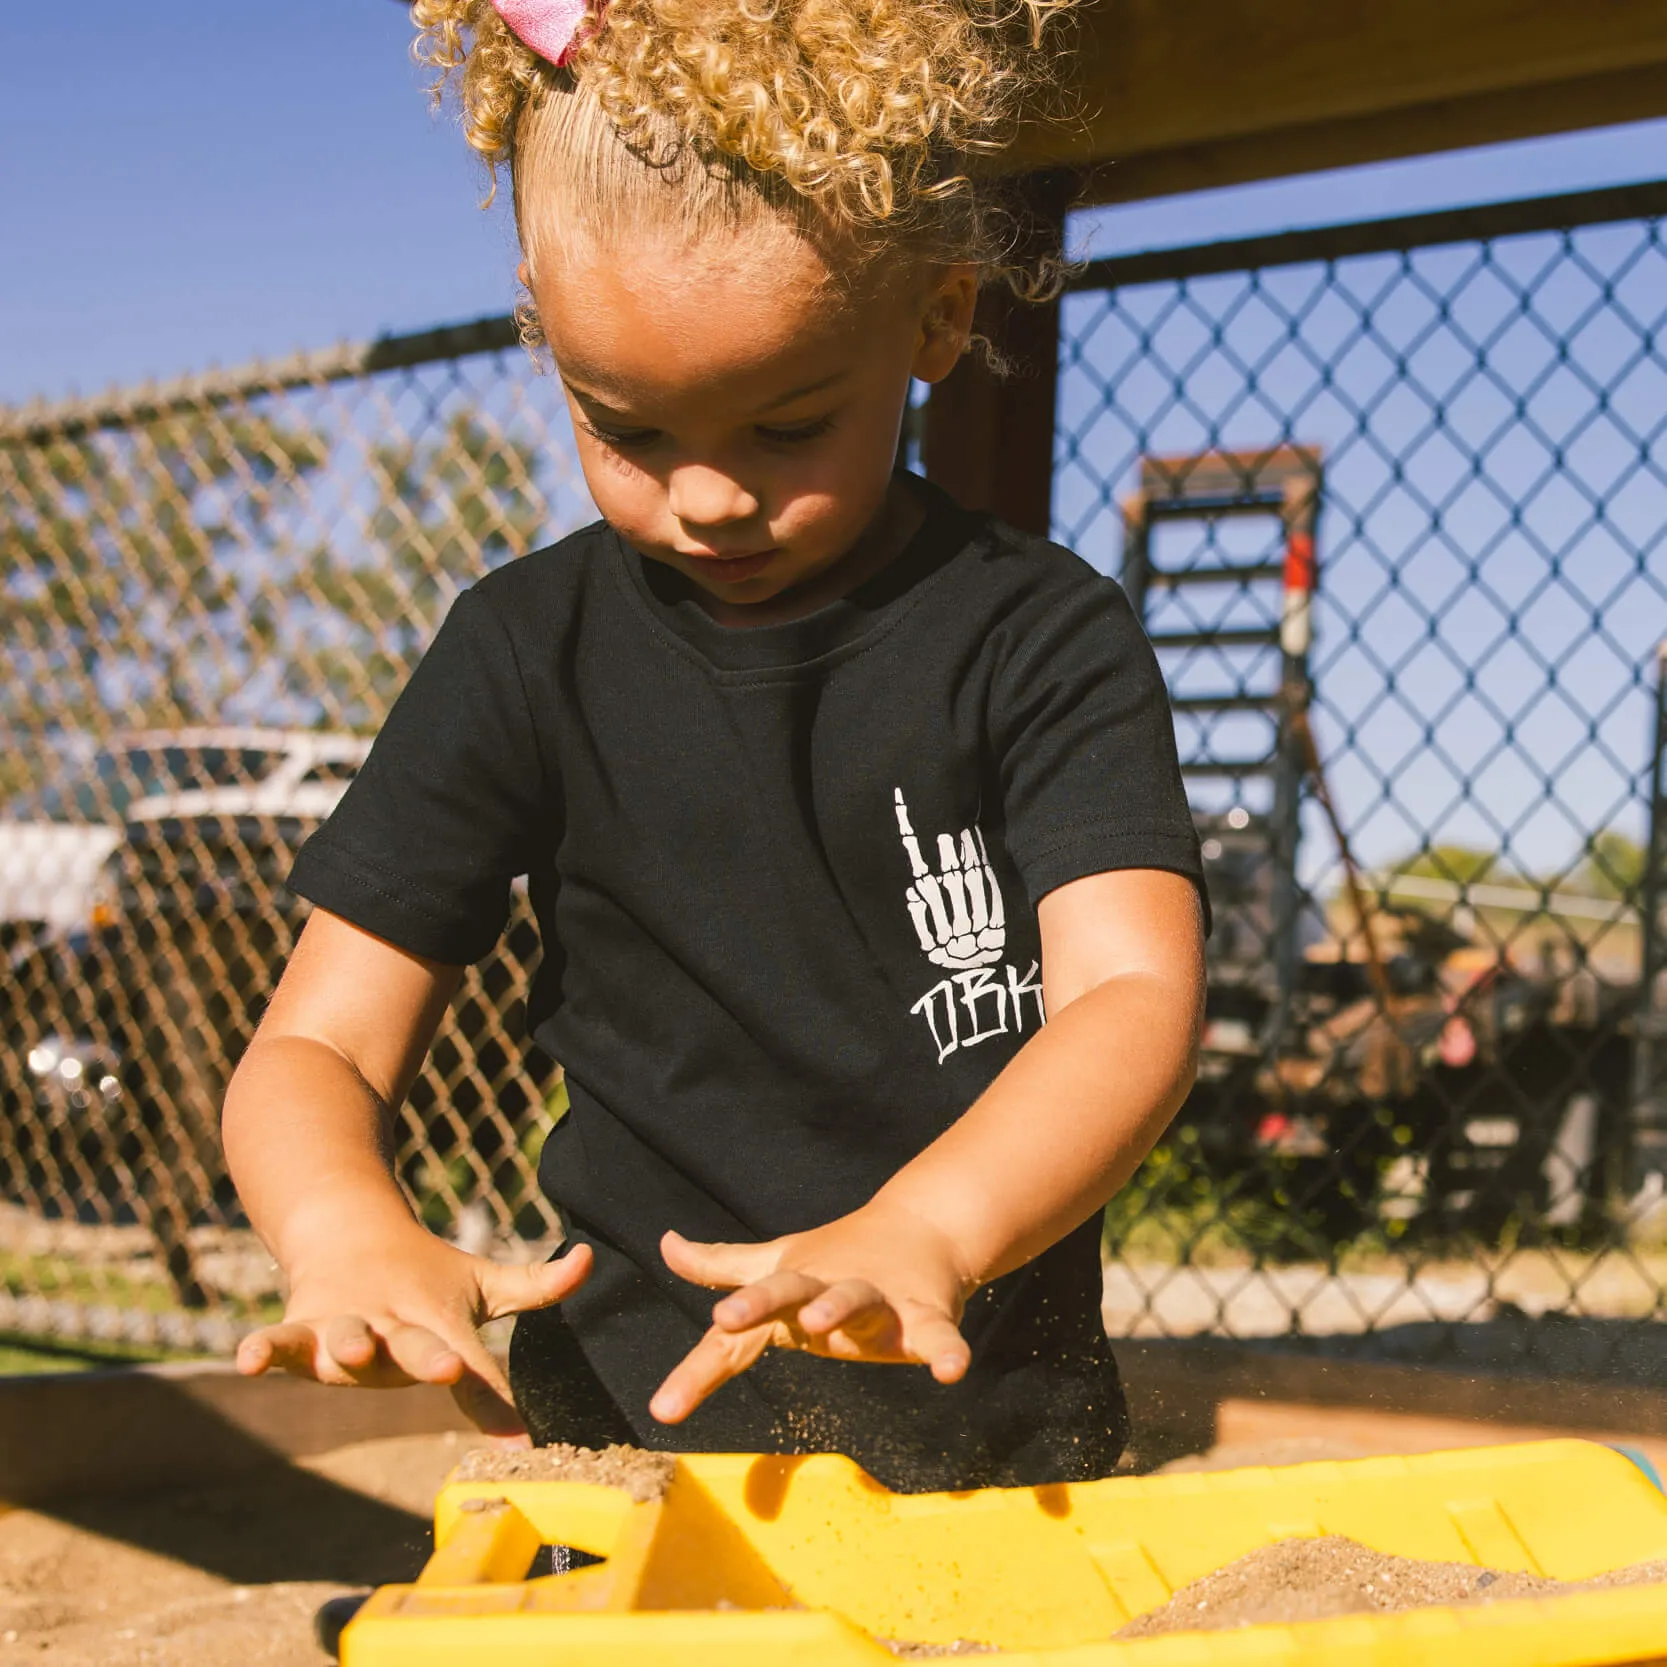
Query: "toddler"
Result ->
[[226, 0, 1207, 1491]]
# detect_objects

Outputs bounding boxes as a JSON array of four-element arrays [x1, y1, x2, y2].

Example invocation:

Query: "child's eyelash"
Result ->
[[577, 416, 836, 449], [757, 415, 835, 444], [578, 419, 659, 450]]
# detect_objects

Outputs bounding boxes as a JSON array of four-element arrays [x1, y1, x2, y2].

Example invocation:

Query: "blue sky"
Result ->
[[3, 3, 1666, 406], [0, 2, 514, 406]]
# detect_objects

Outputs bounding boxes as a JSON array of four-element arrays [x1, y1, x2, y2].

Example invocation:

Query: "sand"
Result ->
[[879, 1531, 1667, 1656], [881, 1642, 995, 1657], [453, 1441, 675, 1503], [0, 1438, 684, 1665], [0, 1431, 485, 1667], [1153, 1435, 1376, 1474], [1118, 1535, 1667, 1638], [2, 1430, 1661, 1662], [886, 1535, 1667, 1653]]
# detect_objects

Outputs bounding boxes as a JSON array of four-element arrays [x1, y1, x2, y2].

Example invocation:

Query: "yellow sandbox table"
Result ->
[[340, 1439, 1667, 1665]]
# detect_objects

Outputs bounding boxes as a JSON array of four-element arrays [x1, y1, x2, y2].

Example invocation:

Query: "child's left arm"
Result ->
[[650, 865, 1205, 1423]]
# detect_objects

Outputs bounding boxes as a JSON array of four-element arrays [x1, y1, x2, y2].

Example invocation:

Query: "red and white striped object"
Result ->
[[1281, 533, 1316, 658]]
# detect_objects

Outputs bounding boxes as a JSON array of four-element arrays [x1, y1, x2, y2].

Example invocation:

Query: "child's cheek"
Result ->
[[578, 444, 663, 535], [776, 443, 894, 547]]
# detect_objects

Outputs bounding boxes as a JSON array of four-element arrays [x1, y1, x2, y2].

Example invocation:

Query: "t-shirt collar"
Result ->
[[611, 471, 977, 674]]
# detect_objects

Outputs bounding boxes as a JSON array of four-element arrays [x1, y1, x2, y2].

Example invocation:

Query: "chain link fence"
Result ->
[[0, 321, 596, 1350], [1063, 180, 1667, 1380], [2, 180, 1666, 1381]]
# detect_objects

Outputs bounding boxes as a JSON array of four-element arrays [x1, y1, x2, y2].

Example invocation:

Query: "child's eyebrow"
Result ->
[[754, 369, 848, 413], [561, 382, 642, 422], [561, 368, 849, 421]]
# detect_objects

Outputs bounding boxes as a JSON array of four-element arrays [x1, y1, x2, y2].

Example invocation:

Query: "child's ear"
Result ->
[[911, 266, 979, 385]]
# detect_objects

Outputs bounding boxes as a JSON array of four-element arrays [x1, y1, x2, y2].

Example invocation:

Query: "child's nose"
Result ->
[[668, 464, 760, 530]]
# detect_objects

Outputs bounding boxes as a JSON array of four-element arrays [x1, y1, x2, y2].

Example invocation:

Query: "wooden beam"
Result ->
[[921, 292, 1060, 534], [1078, 64, 1667, 207], [1006, 0, 1667, 202], [922, 172, 1073, 535], [1026, 0, 1667, 163]]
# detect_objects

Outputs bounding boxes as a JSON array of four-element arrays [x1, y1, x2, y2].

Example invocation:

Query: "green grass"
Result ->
[[0, 1248, 281, 1378], [0, 1249, 285, 1326], [1104, 1127, 1401, 1267], [0, 1331, 184, 1375], [0, 1249, 183, 1314]]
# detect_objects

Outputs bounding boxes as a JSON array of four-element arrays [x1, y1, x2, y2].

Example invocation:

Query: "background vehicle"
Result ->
[[0, 732, 369, 1269], [0, 729, 369, 939]]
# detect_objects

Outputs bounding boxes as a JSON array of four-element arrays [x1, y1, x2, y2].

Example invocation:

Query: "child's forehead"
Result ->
[[537, 214, 863, 305], [535, 227, 908, 409]]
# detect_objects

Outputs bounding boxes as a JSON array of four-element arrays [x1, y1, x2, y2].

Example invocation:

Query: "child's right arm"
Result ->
[[223, 908, 592, 1442]]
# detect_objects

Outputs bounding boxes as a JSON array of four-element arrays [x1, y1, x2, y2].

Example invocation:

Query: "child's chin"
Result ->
[[694, 561, 797, 601]]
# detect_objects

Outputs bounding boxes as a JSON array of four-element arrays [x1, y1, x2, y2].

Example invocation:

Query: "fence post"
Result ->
[[1631, 640, 1667, 1210], [921, 170, 1075, 538]]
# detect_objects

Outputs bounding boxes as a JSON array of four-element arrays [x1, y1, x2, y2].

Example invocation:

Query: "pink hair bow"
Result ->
[[490, 0, 598, 66]]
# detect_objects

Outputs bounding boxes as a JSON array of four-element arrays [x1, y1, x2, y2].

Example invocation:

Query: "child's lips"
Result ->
[[684, 547, 778, 583]]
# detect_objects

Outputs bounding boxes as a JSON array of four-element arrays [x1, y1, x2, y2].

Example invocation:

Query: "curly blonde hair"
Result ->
[[410, 0, 1080, 314]]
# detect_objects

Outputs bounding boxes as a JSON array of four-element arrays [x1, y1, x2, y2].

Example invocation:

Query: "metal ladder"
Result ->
[[1120, 445, 1323, 1049]]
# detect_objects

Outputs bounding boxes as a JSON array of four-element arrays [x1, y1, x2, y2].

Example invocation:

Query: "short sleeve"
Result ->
[[992, 565, 1206, 921], [288, 585, 553, 964]]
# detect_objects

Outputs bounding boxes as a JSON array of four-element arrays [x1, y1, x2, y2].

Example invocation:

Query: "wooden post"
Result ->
[[922, 170, 1075, 537]]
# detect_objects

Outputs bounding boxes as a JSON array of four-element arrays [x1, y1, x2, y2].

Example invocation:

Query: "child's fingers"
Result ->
[[661, 1230, 777, 1291], [242, 1315, 466, 1390], [899, 1307, 973, 1384], [322, 1314, 381, 1375], [446, 1336, 532, 1443], [238, 1319, 378, 1384], [648, 1321, 772, 1425], [476, 1242, 594, 1321], [712, 1269, 827, 1331], [236, 1322, 318, 1379], [380, 1322, 465, 1385], [795, 1278, 890, 1338]]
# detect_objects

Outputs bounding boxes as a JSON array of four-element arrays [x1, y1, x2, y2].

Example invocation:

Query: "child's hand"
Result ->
[[649, 1202, 975, 1423], [235, 1232, 593, 1444]]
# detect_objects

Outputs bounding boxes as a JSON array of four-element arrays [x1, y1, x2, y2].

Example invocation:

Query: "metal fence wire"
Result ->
[[2, 181, 1666, 1382]]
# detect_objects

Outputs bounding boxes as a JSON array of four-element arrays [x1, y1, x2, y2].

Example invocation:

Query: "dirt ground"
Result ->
[[0, 1431, 489, 1667], [0, 1431, 1659, 1663]]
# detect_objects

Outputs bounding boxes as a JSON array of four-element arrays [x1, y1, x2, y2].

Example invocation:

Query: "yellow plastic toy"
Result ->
[[339, 1438, 1667, 1665]]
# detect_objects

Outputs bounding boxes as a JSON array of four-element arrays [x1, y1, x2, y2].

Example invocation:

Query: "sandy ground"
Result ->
[[0, 1430, 1658, 1663], [0, 1431, 1363, 1666], [0, 1431, 489, 1667]]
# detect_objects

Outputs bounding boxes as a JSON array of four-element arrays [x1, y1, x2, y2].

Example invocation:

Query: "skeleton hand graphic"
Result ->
[[894, 788, 1007, 970]]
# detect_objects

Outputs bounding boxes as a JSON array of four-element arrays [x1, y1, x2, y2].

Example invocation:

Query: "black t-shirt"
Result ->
[[289, 475, 1202, 1490]]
